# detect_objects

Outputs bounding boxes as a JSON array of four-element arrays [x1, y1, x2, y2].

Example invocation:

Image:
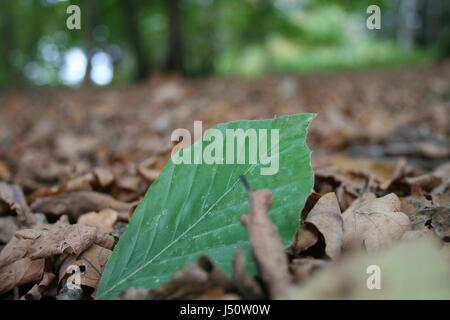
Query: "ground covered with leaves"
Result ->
[[0, 62, 449, 299]]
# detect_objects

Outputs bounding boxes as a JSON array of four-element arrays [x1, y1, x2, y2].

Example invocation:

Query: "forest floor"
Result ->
[[0, 61, 449, 299]]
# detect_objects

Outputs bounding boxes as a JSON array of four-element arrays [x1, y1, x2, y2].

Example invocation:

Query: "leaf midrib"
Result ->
[[96, 163, 256, 299]]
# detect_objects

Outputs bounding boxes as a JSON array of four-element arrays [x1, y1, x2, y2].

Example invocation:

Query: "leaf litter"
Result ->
[[0, 64, 450, 299]]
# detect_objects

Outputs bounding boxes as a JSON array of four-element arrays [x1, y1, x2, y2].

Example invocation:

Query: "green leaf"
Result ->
[[96, 113, 315, 299]]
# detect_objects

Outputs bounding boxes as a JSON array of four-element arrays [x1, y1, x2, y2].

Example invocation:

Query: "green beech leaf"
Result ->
[[96, 113, 315, 299]]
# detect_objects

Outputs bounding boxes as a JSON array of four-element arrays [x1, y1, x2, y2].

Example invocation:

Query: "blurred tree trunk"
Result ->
[[83, 0, 100, 83], [121, 0, 150, 81], [164, 0, 185, 74], [397, 0, 419, 50]]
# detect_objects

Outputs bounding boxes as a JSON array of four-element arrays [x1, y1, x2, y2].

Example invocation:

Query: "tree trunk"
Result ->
[[83, 0, 100, 84], [397, 0, 419, 50], [164, 0, 184, 74], [121, 0, 150, 81]]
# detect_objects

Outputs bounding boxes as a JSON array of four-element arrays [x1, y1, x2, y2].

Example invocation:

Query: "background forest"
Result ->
[[1, 0, 450, 87]]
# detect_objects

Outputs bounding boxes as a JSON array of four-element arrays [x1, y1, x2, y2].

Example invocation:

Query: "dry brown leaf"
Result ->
[[30, 191, 133, 222], [336, 184, 358, 211], [291, 224, 320, 256], [93, 167, 115, 188], [303, 192, 343, 260], [324, 154, 398, 185], [342, 193, 411, 251], [94, 232, 116, 250], [56, 134, 98, 159], [0, 236, 34, 268], [16, 222, 97, 259], [137, 143, 173, 182], [241, 188, 290, 299], [77, 208, 118, 233], [0, 258, 44, 294], [0, 182, 35, 226], [59, 244, 112, 293]]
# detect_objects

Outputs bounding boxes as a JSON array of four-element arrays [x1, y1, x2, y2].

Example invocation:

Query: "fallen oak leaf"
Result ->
[[342, 193, 411, 251], [291, 193, 343, 260], [302, 192, 343, 260], [77, 209, 119, 233], [0, 216, 114, 297], [30, 191, 133, 222], [17, 222, 97, 259], [291, 224, 320, 257]]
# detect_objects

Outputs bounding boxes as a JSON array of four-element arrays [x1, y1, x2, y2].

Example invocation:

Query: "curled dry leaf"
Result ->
[[30, 191, 133, 222], [342, 193, 411, 251], [303, 193, 343, 260], [137, 143, 173, 182], [241, 188, 291, 299], [292, 192, 343, 260], [0, 182, 35, 226], [0, 216, 114, 296], [77, 208, 119, 233], [292, 225, 319, 256]]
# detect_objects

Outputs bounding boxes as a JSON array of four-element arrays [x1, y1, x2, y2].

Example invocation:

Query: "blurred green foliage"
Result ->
[[0, 0, 447, 86]]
